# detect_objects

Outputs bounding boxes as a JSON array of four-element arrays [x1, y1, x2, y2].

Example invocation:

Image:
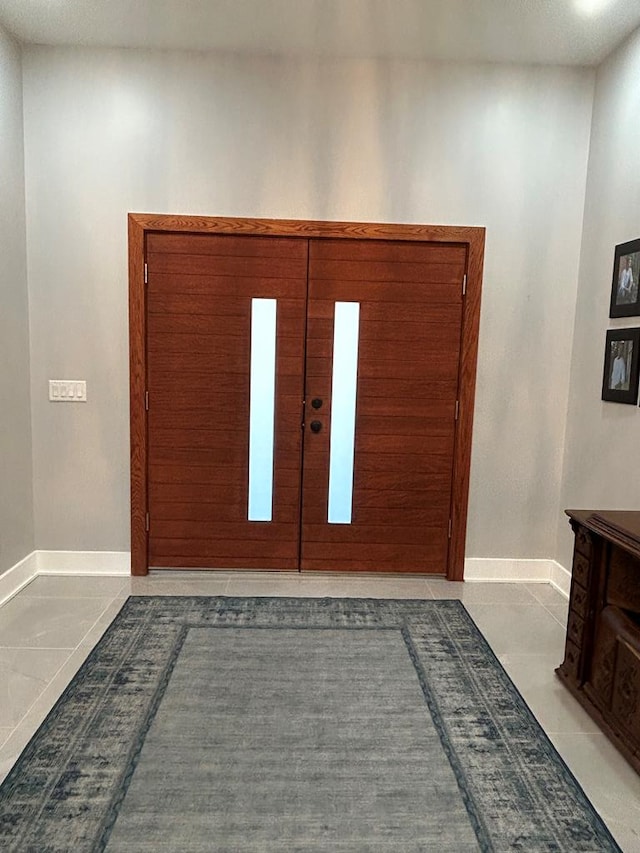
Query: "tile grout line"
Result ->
[[540, 600, 569, 627], [0, 646, 78, 651], [0, 591, 126, 746], [72, 593, 130, 651], [0, 648, 78, 749]]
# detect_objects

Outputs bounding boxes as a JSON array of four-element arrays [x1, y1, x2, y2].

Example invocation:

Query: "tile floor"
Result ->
[[1, 571, 639, 851]]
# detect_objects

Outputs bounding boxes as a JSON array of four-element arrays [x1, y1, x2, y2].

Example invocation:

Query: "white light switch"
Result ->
[[49, 380, 87, 402]]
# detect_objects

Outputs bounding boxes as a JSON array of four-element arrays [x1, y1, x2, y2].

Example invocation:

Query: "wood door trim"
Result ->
[[449, 233, 484, 581], [130, 213, 482, 244], [129, 213, 485, 579], [129, 215, 148, 576]]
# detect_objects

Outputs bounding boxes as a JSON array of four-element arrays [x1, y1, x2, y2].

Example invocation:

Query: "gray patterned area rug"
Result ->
[[0, 597, 621, 852]]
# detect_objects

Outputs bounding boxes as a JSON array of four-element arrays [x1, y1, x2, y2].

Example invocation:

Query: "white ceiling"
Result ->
[[0, 0, 639, 66]]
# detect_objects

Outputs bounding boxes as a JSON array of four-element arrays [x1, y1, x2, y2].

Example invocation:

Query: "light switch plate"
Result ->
[[49, 380, 87, 402]]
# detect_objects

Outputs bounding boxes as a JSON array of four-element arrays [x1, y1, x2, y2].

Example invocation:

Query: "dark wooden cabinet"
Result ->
[[557, 510, 640, 775]]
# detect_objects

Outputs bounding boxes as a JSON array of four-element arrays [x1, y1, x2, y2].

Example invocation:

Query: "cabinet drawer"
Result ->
[[570, 582, 589, 619], [574, 525, 593, 560], [567, 609, 585, 648], [572, 550, 591, 590], [562, 638, 581, 682]]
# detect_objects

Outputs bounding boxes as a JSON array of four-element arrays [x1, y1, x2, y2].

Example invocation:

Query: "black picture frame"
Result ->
[[601, 327, 640, 404], [609, 238, 640, 317]]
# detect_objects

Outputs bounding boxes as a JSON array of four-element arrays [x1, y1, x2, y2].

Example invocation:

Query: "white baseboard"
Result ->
[[464, 558, 556, 583], [463, 557, 570, 599], [549, 560, 571, 599], [0, 551, 39, 606], [2, 551, 571, 600], [36, 550, 130, 576]]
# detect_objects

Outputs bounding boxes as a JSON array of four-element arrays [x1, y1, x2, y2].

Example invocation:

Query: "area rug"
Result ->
[[0, 597, 621, 852]]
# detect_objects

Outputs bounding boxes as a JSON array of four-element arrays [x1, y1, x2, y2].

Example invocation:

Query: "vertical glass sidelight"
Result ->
[[248, 298, 277, 522], [328, 302, 360, 524]]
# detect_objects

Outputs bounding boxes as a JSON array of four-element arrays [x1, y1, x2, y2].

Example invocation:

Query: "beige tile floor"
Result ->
[[0, 571, 639, 851]]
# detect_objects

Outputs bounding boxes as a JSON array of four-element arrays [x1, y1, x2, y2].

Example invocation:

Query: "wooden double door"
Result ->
[[129, 216, 484, 577]]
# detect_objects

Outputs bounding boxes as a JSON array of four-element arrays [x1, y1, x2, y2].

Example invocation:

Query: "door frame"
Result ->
[[129, 213, 485, 579]]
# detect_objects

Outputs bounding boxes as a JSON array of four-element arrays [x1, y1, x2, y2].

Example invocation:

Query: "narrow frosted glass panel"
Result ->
[[328, 302, 360, 524], [248, 298, 277, 522]]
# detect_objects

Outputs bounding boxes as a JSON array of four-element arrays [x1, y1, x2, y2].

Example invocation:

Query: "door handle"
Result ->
[[311, 398, 323, 409], [310, 421, 322, 433]]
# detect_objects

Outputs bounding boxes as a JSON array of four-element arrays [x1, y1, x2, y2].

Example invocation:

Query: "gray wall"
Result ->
[[0, 25, 34, 575], [557, 26, 640, 568], [21, 47, 595, 560]]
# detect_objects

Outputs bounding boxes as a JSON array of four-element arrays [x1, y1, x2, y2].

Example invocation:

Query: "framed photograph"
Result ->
[[610, 238, 640, 317], [602, 327, 640, 404]]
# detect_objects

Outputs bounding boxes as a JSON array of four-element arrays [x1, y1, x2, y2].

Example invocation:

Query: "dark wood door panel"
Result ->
[[301, 556, 445, 573], [303, 482, 452, 506], [356, 398, 455, 418], [148, 273, 306, 299], [303, 448, 453, 476], [303, 446, 455, 489], [303, 524, 446, 546], [357, 497, 452, 524], [148, 313, 255, 337], [303, 540, 446, 571], [305, 356, 459, 382], [147, 252, 308, 280], [360, 330, 461, 361], [309, 239, 466, 265], [357, 377, 458, 400], [308, 313, 463, 343], [148, 331, 304, 359], [149, 464, 300, 489], [358, 434, 455, 455], [146, 234, 307, 570], [151, 520, 297, 541], [148, 388, 250, 410], [301, 541, 447, 565], [149, 427, 300, 454], [147, 233, 307, 259], [148, 351, 301, 377], [303, 504, 449, 526], [149, 482, 300, 507], [304, 446, 451, 480], [356, 414, 455, 436], [311, 333, 461, 362], [150, 538, 297, 559], [149, 409, 254, 433], [147, 371, 302, 397], [309, 260, 464, 285], [152, 501, 299, 524], [308, 300, 463, 323], [149, 401, 303, 434], [308, 280, 462, 303], [151, 555, 299, 570], [300, 237, 462, 573], [148, 294, 304, 320], [149, 439, 302, 470]]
